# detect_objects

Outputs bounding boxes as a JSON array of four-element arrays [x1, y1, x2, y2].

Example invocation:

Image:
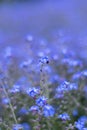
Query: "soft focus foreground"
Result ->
[[0, 1, 87, 130]]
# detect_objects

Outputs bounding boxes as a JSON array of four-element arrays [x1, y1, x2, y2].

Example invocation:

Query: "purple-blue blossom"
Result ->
[[61, 58, 82, 68], [58, 113, 70, 121], [1, 97, 10, 105], [36, 96, 47, 107], [9, 85, 21, 93], [81, 70, 87, 77], [69, 83, 78, 90], [72, 109, 78, 116], [39, 56, 49, 64], [55, 92, 64, 99], [75, 121, 84, 130], [29, 105, 40, 115], [12, 124, 23, 130], [26, 87, 40, 98], [75, 116, 87, 130], [22, 122, 31, 130], [56, 81, 70, 93], [18, 107, 28, 116], [20, 59, 33, 68], [29, 105, 39, 112], [56, 81, 78, 94], [43, 105, 55, 117], [72, 72, 81, 81]]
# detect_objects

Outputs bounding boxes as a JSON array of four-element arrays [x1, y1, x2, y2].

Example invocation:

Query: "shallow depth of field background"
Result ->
[[0, 1, 87, 130], [0, 0, 87, 52]]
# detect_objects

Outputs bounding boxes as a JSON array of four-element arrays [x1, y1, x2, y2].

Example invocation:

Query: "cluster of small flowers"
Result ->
[[75, 116, 87, 130], [27, 86, 55, 118], [0, 33, 87, 130], [55, 81, 78, 98]]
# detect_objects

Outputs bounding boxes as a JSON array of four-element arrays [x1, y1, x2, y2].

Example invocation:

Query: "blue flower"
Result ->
[[1, 98, 9, 105], [58, 113, 70, 121], [18, 107, 28, 116], [54, 93, 64, 99], [56, 81, 78, 94], [61, 58, 82, 70], [75, 116, 87, 130], [20, 59, 33, 68], [43, 105, 55, 117], [72, 70, 87, 81], [72, 109, 78, 117], [22, 122, 31, 130], [39, 56, 49, 64], [26, 87, 40, 98], [12, 124, 23, 130], [9, 85, 21, 93], [29, 105, 40, 115], [56, 81, 70, 94], [81, 70, 87, 77], [29, 105, 39, 112], [68, 83, 78, 91], [75, 121, 84, 130], [72, 72, 81, 81], [36, 96, 47, 107]]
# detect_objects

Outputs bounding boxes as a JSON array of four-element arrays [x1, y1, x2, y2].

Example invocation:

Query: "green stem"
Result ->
[[40, 64, 49, 100], [1, 79, 18, 124]]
